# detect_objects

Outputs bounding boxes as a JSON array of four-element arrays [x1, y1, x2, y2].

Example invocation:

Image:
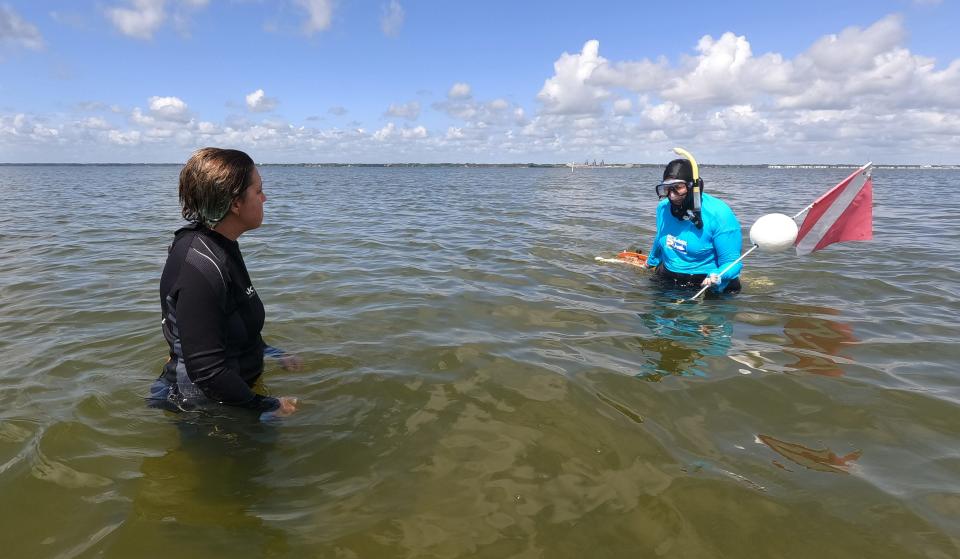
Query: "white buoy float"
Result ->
[[749, 213, 799, 253], [685, 213, 800, 302]]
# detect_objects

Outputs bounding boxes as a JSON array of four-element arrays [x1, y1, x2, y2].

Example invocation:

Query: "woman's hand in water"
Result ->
[[279, 354, 304, 371], [260, 396, 299, 421], [264, 345, 303, 371], [276, 396, 298, 416], [701, 273, 721, 288]]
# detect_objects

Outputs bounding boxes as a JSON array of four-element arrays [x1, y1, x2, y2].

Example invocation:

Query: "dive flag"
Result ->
[[795, 163, 873, 256]]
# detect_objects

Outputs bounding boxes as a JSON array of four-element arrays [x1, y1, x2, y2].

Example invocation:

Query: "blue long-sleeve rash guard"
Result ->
[[646, 193, 743, 292]]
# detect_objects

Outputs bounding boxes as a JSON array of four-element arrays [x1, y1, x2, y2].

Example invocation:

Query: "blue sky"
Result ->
[[1, 0, 958, 163]]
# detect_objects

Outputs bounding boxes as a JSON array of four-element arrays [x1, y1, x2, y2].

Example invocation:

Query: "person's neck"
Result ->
[[213, 217, 244, 241]]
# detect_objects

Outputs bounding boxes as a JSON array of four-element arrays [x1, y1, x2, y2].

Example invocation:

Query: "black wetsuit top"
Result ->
[[158, 223, 278, 412]]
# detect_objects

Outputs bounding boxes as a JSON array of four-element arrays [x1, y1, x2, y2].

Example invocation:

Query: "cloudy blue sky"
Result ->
[[1, 0, 958, 163]]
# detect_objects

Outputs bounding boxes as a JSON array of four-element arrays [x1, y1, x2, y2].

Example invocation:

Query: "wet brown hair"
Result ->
[[178, 147, 256, 226]]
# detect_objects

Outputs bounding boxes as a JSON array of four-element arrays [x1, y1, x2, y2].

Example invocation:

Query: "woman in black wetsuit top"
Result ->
[[150, 148, 300, 420]]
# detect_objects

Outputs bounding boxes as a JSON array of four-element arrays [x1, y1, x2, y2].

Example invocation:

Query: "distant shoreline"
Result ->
[[1, 162, 958, 170]]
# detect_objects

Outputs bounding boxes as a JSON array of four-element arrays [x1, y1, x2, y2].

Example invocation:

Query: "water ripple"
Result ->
[[0, 165, 958, 557]]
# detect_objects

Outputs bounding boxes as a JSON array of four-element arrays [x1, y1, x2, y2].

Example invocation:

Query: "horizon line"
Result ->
[[2, 162, 958, 168]]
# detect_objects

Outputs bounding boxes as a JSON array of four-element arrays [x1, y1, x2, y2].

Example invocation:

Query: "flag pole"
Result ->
[[686, 161, 872, 302], [790, 162, 872, 221]]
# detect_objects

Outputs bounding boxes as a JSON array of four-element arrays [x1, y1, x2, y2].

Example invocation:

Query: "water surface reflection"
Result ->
[[636, 294, 736, 381]]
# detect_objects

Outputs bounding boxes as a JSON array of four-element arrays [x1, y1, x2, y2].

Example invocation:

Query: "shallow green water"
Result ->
[[0, 165, 957, 558]]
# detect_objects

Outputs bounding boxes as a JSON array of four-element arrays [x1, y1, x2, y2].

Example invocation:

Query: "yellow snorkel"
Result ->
[[672, 147, 699, 183]]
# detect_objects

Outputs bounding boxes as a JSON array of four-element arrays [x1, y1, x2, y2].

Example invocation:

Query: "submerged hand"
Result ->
[[701, 273, 721, 287], [275, 396, 299, 417], [279, 354, 304, 371], [259, 396, 298, 421]]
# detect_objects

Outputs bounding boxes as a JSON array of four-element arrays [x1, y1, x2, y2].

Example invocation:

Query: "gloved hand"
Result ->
[[701, 273, 721, 288]]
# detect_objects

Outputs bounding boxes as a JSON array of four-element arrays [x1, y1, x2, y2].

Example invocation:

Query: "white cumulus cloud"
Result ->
[[5, 14, 960, 164], [373, 122, 427, 141], [521, 14, 960, 162], [295, 0, 333, 34], [804, 14, 904, 74], [537, 40, 611, 115], [385, 100, 420, 120], [148, 95, 190, 122], [246, 89, 279, 112], [660, 32, 757, 105], [108, 129, 142, 145], [403, 125, 427, 139], [106, 0, 166, 39], [613, 99, 632, 116], [0, 4, 44, 50], [448, 82, 472, 99], [373, 122, 396, 141], [79, 117, 112, 130], [130, 107, 155, 126], [3, 114, 58, 140], [380, 0, 404, 37], [105, 0, 212, 39], [197, 121, 221, 135], [641, 101, 682, 126]]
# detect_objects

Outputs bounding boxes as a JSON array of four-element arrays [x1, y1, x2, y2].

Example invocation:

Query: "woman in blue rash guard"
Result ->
[[646, 155, 743, 294], [149, 148, 301, 420]]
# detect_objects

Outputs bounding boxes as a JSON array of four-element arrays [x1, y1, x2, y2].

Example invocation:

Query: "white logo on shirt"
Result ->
[[666, 235, 687, 253], [245, 286, 256, 297]]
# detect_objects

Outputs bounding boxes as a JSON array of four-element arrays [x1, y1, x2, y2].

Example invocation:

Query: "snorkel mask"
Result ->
[[655, 178, 690, 198], [655, 147, 704, 229]]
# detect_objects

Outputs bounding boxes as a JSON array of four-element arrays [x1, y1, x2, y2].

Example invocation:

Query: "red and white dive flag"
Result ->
[[794, 163, 873, 256]]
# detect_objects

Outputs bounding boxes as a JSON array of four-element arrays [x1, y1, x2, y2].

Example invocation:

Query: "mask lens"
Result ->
[[656, 180, 688, 197]]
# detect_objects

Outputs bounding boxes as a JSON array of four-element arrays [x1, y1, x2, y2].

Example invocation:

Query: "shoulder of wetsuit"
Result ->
[[181, 231, 235, 309], [169, 222, 203, 253]]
